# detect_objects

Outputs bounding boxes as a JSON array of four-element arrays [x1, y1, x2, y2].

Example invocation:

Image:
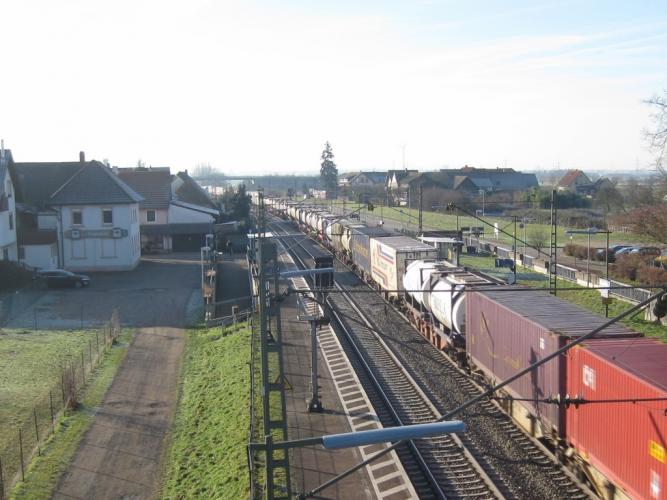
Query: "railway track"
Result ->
[[269, 219, 501, 499], [333, 263, 591, 500]]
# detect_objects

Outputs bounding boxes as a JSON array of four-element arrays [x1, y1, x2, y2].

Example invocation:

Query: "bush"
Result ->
[[637, 266, 667, 286], [612, 254, 654, 282], [0, 260, 33, 291], [564, 243, 591, 259]]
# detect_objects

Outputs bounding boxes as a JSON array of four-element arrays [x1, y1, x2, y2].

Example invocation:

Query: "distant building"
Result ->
[[557, 169, 613, 196], [347, 171, 387, 187], [12, 152, 143, 271], [440, 166, 539, 193], [0, 145, 17, 262]]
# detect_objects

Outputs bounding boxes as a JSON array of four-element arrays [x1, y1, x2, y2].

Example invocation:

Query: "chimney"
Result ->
[[0, 139, 4, 160], [79, 151, 85, 162], [113, 166, 118, 175]]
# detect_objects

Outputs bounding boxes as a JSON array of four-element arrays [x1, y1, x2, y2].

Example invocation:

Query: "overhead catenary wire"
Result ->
[[298, 286, 666, 499]]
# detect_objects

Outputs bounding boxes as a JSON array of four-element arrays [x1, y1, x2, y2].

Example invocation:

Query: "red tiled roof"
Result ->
[[557, 169, 587, 187]]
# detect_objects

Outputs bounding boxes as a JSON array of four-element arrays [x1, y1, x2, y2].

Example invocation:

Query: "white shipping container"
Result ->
[[370, 236, 437, 298]]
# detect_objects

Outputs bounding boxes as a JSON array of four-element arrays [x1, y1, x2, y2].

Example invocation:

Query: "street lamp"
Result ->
[[478, 189, 485, 216], [248, 421, 466, 499], [565, 228, 611, 316]]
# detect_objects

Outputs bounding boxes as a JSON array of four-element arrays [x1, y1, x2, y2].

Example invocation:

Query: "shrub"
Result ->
[[0, 260, 33, 291], [637, 266, 667, 286], [612, 254, 653, 282]]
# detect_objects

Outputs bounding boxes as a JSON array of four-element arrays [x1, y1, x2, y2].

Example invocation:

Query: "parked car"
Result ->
[[613, 246, 637, 257], [628, 246, 661, 256], [655, 249, 667, 268], [37, 269, 91, 288], [594, 245, 631, 262]]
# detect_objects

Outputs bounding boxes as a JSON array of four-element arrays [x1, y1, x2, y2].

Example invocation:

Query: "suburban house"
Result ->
[[386, 169, 419, 205], [556, 169, 614, 196], [347, 171, 387, 187], [116, 168, 220, 252], [0, 145, 17, 262], [439, 166, 539, 193], [337, 172, 359, 188], [11, 153, 143, 271], [117, 167, 173, 253]]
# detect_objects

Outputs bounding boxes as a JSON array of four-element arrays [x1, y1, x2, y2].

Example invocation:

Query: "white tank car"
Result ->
[[403, 260, 444, 306], [419, 266, 494, 336]]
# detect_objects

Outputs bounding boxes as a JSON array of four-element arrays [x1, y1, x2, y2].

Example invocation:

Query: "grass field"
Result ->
[[0, 328, 98, 450], [459, 254, 667, 341], [160, 324, 251, 500], [310, 198, 655, 246], [9, 330, 132, 499]]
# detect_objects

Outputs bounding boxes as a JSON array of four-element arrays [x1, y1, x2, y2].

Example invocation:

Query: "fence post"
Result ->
[[89, 340, 93, 370], [34, 408, 40, 456], [0, 455, 4, 500], [61, 370, 66, 408], [81, 351, 85, 382], [18, 429, 25, 481], [49, 390, 55, 425], [95, 330, 99, 354], [80, 304, 83, 330]]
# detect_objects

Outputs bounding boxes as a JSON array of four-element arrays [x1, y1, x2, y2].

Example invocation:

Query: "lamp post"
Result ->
[[565, 228, 611, 316], [248, 421, 466, 500], [478, 189, 485, 216]]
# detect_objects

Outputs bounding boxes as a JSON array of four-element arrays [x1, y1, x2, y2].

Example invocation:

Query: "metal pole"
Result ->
[[606, 230, 610, 318], [587, 232, 591, 286], [308, 319, 322, 412], [513, 216, 517, 284], [418, 184, 423, 235]]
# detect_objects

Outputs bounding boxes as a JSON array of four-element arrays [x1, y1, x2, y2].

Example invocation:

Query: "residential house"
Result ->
[[116, 168, 220, 252], [169, 171, 219, 251], [440, 166, 539, 193], [386, 169, 419, 205], [12, 153, 143, 271], [347, 171, 387, 187], [556, 169, 615, 196], [557, 169, 592, 194], [337, 172, 359, 188], [117, 168, 173, 253], [0, 145, 17, 261]]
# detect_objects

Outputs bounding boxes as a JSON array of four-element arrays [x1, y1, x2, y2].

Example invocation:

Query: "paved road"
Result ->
[[53, 254, 201, 500]]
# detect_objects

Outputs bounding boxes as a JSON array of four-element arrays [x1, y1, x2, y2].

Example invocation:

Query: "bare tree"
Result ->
[[644, 92, 667, 177], [527, 226, 549, 253]]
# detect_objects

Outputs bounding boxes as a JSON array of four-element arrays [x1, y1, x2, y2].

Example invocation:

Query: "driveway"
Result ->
[[50, 253, 202, 500], [4, 253, 202, 329]]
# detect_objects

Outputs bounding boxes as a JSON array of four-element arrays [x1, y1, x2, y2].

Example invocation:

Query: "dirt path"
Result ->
[[53, 325, 185, 499]]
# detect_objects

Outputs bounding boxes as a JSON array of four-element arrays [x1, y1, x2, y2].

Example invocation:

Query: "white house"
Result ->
[[12, 154, 143, 271], [0, 146, 17, 262]]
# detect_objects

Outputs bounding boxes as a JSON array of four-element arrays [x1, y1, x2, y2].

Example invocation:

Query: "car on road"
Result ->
[[595, 245, 631, 262], [37, 269, 91, 288], [613, 246, 637, 257], [628, 246, 661, 256]]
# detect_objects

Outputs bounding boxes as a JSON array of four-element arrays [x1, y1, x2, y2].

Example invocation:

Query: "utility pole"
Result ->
[[549, 189, 558, 295], [418, 184, 423, 235], [257, 193, 291, 499], [513, 216, 517, 284]]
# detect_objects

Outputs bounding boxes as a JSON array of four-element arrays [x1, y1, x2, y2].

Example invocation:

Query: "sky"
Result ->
[[2, 0, 667, 174]]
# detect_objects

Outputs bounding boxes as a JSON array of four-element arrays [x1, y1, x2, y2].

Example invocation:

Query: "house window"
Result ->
[[147, 210, 156, 222], [102, 208, 113, 225], [72, 210, 82, 226], [9, 213, 13, 230]]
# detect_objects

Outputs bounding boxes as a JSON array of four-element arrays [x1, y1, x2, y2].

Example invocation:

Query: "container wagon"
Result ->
[[465, 288, 639, 441], [297, 237, 334, 289]]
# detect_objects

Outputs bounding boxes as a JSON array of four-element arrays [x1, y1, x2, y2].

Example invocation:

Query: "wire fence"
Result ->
[[247, 313, 264, 500], [0, 309, 121, 499]]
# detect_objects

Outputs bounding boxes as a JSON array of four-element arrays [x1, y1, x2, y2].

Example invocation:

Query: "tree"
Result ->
[[320, 142, 338, 197], [193, 163, 217, 178], [527, 226, 549, 253], [623, 204, 667, 244], [230, 184, 251, 220], [593, 185, 624, 213], [644, 92, 667, 177]]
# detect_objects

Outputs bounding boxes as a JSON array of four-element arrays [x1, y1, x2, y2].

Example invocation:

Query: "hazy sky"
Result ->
[[2, 0, 667, 174]]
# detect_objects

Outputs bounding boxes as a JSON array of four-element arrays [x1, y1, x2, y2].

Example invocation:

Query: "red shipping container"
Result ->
[[566, 338, 667, 500], [466, 289, 638, 439]]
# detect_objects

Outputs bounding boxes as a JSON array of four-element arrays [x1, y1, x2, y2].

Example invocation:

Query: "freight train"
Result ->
[[264, 197, 667, 500]]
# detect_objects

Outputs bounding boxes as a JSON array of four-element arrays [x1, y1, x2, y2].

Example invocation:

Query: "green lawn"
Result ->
[[311, 198, 654, 246], [0, 329, 98, 452], [160, 324, 251, 500], [9, 330, 132, 499], [459, 254, 667, 341]]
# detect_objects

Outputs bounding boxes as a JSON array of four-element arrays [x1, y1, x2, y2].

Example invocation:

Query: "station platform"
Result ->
[[280, 293, 378, 499]]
